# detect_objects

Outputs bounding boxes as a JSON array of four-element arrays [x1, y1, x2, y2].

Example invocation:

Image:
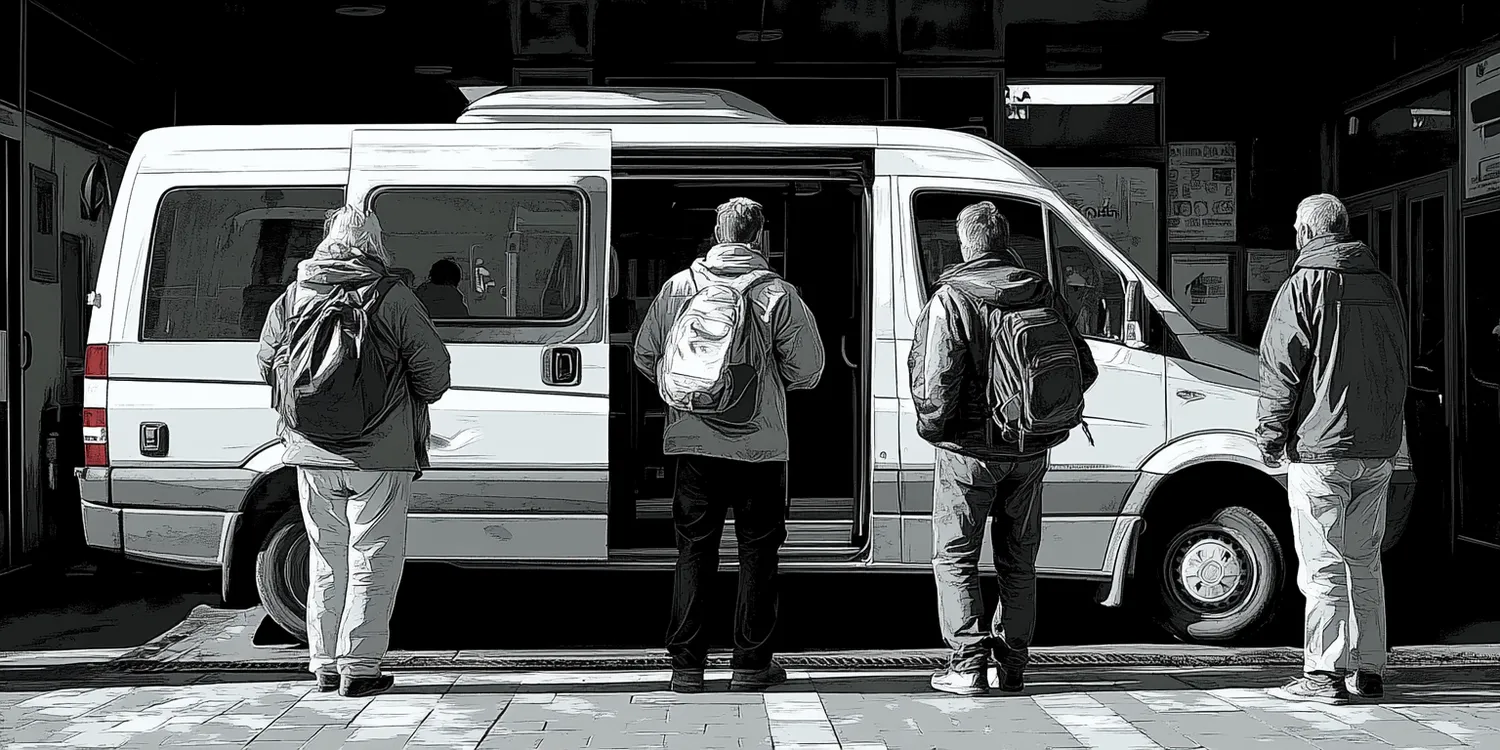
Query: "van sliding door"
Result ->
[[346, 127, 612, 562]]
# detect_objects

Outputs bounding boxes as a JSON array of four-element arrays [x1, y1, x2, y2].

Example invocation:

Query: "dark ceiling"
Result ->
[[27, 0, 1500, 128]]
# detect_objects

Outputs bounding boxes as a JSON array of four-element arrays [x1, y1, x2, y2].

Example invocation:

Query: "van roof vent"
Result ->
[[456, 87, 786, 126]]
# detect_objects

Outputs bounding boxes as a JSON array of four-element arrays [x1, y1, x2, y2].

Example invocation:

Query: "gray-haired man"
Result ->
[[1260, 194, 1408, 705]]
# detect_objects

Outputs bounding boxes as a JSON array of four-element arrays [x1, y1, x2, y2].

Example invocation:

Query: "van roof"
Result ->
[[128, 122, 1048, 187], [458, 87, 786, 125]]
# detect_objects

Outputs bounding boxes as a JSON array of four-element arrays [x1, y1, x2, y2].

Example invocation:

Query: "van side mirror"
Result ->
[[1122, 279, 1147, 350]]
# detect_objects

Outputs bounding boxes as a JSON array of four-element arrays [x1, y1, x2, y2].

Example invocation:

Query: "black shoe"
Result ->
[[729, 660, 788, 692], [670, 669, 705, 694], [1268, 675, 1350, 706], [988, 641, 1026, 693], [339, 674, 395, 698], [315, 671, 339, 693], [1347, 672, 1384, 699]]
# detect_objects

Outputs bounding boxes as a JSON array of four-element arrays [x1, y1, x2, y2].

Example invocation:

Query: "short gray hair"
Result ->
[[1295, 194, 1349, 237], [957, 201, 1009, 259], [314, 205, 391, 266], [714, 197, 765, 244]]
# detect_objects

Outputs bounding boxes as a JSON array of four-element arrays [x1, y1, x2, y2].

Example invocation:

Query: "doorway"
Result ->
[[1459, 207, 1500, 548], [1346, 172, 1452, 555]]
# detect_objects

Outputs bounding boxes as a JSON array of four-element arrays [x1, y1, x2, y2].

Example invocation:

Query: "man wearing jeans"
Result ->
[[908, 202, 1096, 695], [1259, 194, 1408, 705], [633, 198, 825, 694]]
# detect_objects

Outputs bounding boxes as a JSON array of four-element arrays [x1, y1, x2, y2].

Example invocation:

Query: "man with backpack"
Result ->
[[256, 205, 451, 698], [909, 201, 1098, 696], [633, 197, 825, 694]]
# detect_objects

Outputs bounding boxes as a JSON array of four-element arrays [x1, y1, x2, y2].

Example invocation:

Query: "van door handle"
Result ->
[[19, 332, 31, 370], [543, 346, 581, 386], [1175, 389, 1204, 403], [839, 334, 857, 369]]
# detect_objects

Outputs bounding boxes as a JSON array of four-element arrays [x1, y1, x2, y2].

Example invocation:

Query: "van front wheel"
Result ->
[[1151, 506, 1285, 644], [254, 509, 310, 644]]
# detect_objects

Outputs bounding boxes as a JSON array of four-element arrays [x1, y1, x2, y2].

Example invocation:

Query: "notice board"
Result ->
[[1167, 142, 1237, 243], [1466, 52, 1500, 200]]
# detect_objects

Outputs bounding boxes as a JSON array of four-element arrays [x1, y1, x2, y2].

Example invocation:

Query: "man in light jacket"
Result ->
[[1260, 194, 1408, 705], [257, 205, 451, 698], [633, 197, 825, 694]]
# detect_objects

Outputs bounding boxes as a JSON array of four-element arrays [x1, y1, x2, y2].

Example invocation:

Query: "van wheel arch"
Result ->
[[223, 468, 298, 607], [1136, 462, 1292, 644]]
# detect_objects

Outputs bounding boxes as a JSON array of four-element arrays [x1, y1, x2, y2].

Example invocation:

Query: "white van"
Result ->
[[77, 88, 1413, 644]]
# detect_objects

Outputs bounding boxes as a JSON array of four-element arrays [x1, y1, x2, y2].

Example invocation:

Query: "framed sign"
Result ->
[[1170, 253, 1232, 332], [1246, 248, 1293, 292], [1466, 52, 1500, 200], [1167, 142, 1237, 243]]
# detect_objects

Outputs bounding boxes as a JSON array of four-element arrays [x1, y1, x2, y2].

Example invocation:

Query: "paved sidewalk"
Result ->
[[3, 663, 1500, 749]]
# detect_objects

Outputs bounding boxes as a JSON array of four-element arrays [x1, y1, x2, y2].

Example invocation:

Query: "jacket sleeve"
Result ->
[[1256, 273, 1314, 455], [632, 282, 677, 385], [1055, 291, 1099, 393], [256, 290, 288, 389], [769, 286, 825, 391], [386, 284, 452, 404], [909, 290, 967, 444]]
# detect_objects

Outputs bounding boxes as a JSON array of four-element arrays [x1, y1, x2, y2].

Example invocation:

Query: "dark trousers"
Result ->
[[665, 455, 788, 672]]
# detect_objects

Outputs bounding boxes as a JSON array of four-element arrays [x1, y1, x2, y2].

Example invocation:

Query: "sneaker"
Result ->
[[729, 661, 788, 692], [930, 665, 988, 696], [314, 670, 339, 693], [988, 642, 1026, 693], [1268, 675, 1350, 706], [670, 669, 705, 694], [1347, 672, 1384, 699], [339, 674, 395, 698]]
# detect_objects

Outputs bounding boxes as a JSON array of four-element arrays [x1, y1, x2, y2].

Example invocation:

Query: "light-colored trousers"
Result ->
[[296, 468, 412, 678], [1287, 458, 1393, 677]]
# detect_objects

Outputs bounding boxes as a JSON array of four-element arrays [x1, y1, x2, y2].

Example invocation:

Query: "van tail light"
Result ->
[[85, 345, 108, 378], [83, 408, 108, 467]]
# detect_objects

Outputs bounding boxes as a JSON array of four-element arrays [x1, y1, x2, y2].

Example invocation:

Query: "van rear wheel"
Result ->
[[1150, 505, 1285, 644], [254, 509, 310, 644]]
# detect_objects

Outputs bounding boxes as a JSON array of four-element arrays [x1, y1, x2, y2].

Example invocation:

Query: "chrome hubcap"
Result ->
[[1173, 533, 1248, 608]]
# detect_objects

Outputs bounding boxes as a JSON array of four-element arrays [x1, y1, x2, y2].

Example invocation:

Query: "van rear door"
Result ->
[[346, 127, 612, 562]]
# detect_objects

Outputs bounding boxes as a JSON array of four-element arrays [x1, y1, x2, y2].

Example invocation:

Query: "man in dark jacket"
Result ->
[[1260, 194, 1408, 706], [257, 206, 452, 698], [909, 201, 1097, 696]]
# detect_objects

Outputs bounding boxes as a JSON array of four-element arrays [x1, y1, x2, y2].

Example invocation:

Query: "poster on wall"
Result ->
[[1170, 253, 1232, 332], [1167, 142, 1237, 243], [1246, 249, 1293, 292], [1038, 167, 1160, 280], [1466, 52, 1500, 200]]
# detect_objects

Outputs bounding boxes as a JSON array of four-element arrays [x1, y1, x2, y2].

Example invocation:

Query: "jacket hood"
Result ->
[[298, 257, 387, 286], [696, 243, 769, 277], [1295, 236, 1380, 273], [936, 255, 1050, 307]]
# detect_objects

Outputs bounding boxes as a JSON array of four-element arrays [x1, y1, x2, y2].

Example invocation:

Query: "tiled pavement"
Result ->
[[3, 664, 1500, 749]]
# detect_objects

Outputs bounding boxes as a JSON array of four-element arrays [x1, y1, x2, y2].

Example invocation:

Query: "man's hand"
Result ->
[[1261, 449, 1282, 468]]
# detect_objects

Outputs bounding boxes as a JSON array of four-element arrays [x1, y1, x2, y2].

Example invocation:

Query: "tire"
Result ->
[[254, 509, 310, 643], [1150, 505, 1286, 644]]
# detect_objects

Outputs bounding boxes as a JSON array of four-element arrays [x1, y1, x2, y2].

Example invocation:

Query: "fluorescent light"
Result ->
[[335, 5, 385, 17], [1162, 30, 1210, 42], [414, 65, 453, 75]]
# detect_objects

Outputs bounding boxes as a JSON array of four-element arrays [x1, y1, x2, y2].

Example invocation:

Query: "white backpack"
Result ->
[[657, 265, 776, 415]]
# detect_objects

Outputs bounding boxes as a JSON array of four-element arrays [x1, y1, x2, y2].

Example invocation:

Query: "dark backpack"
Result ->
[[971, 296, 1091, 454], [277, 276, 402, 442]]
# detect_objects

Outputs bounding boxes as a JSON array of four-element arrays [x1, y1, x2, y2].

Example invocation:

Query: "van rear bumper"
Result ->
[[81, 500, 236, 571]]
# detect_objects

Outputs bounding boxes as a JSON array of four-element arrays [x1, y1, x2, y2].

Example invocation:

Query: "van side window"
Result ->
[[368, 188, 585, 322], [141, 187, 345, 341], [912, 191, 1048, 297], [1049, 211, 1128, 342]]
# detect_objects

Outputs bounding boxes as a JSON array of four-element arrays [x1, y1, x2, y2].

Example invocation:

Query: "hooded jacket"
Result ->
[[256, 257, 452, 477], [1257, 236, 1408, 463], [909, 255, 1099, 460], [633, 243, 825, 463]]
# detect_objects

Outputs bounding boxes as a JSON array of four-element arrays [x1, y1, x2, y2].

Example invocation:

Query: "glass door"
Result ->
[[1459, 208, 1500, 547]]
